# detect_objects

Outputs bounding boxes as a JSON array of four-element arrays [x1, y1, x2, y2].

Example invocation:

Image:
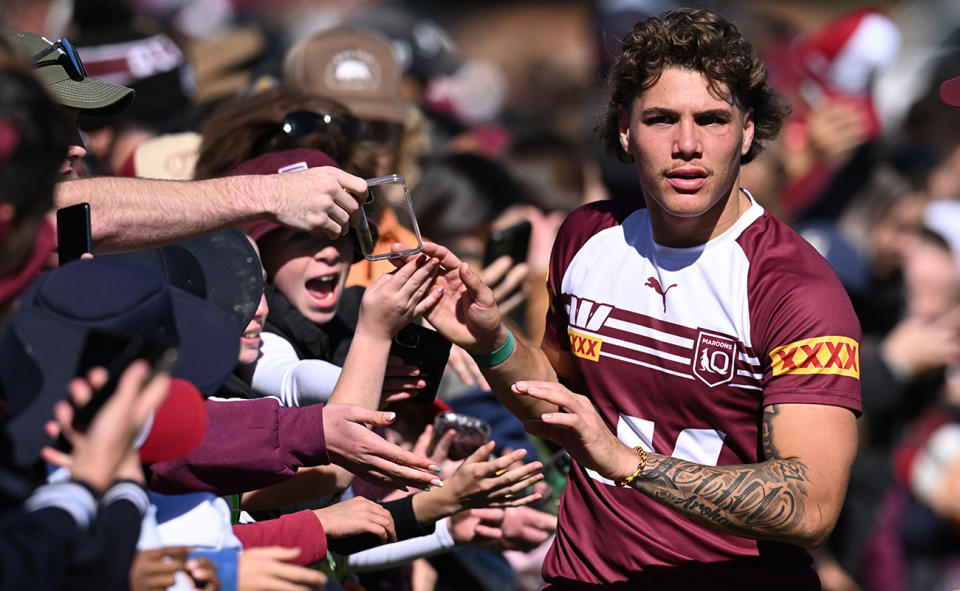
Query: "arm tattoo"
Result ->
[[762, 404, 781, 460], [630, 406, 815, 544]]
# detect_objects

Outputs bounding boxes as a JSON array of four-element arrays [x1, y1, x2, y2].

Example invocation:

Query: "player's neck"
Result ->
[[648, 181, 751, 248]]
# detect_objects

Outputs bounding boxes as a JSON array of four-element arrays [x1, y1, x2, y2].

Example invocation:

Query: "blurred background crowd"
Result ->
[[2, 0, 960, 590]]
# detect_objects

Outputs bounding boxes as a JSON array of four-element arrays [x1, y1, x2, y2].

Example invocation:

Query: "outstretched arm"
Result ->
[[328, 254, 441, 409], [518, 381, 857, 549], [56, 167, 366, 252]]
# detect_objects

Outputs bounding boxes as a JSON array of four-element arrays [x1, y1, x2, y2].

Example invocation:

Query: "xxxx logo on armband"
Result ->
[[769, 336, 859, 379], [565, 296, 611, 362], [568, 329, 602, 362]]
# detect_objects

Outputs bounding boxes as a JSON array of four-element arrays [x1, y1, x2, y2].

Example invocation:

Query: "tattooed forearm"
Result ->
[[623, 404, 837, 547], [631, 455, 814, 544]]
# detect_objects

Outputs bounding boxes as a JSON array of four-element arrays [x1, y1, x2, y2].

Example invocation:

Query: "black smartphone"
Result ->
[[430, 411, 492, 461], [55, 329, 179, 452], [484, 220, 531, 267], [527, 448, 572, 515], [389, 323, 452, 405], [56, 202, 92, 264]]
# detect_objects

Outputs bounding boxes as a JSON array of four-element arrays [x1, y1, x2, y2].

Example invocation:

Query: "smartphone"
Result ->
[[55, 329, 179, 452], [431, 411, 492, 461], [484, 220, 531, 267], [56, 202, 92, 264], [358, 174, 423, 261], [389, 323, 451, 405], [527, 448, 571, 515]]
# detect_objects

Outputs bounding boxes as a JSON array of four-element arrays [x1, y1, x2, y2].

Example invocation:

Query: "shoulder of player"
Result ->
[[736, 212, 845, 290], [556, 199, 640, 248]]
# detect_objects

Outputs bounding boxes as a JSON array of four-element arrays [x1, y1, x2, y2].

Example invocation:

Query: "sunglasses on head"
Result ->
[[31, 37, 87, 82], [279, 110, 364, 142]]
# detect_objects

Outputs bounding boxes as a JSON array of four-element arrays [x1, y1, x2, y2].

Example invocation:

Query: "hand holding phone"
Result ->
[[54, 329, 179, 452]]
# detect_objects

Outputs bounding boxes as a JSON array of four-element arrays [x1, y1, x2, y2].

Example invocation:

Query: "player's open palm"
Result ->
[[391, 241, 502, 354], [514, 380, 633, 482]]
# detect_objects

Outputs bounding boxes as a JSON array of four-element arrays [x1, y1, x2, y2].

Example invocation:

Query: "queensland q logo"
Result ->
[[692, 330, 737, 387]]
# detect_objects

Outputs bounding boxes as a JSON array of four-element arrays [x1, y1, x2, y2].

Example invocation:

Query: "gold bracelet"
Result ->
[[615, 446, 647, 487]]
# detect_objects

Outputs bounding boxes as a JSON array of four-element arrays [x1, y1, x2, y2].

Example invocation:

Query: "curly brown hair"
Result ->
[[597, 8, 790, 165]]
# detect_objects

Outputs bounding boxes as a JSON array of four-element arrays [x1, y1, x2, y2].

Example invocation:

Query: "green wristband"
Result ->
[[471, 329, 515, 367]]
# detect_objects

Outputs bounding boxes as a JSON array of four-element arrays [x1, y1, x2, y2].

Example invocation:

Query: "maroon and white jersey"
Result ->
[[541, 195, 861, 589]]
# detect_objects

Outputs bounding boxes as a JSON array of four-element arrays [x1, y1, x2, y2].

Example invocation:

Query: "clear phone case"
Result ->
[[357, 174, 423, 261]]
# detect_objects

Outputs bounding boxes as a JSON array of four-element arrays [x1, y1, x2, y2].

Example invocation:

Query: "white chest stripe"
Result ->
[[604, 317, 695, 348]]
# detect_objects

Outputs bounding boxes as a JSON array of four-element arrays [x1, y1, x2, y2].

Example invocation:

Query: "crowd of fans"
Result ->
[[1, 0, 960, 590]]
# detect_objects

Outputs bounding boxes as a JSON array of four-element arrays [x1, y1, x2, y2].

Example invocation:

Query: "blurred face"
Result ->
[[618, 67, 754, 245], [869, 192, 927, 277], [447, 205, 531, 269], [903, 239, 960, 321], [60, 109, 87, 180], [238, 293, 269, 364], [238, 245, 270, 364], [258, 229, 354, 325]]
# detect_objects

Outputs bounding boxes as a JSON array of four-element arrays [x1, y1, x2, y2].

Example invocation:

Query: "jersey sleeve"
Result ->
[[743, 215, 862, 413]]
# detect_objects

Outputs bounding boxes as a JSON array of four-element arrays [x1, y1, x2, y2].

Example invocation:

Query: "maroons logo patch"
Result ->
[[692, 330, 737, 387]]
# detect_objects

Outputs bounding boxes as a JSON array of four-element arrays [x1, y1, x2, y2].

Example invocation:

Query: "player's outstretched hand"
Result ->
[[515, 380, 636, 483], [389, 241, 503, 355]]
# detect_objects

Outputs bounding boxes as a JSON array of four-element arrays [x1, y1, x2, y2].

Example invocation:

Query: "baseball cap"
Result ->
[[2, 30, 134, 118], [0, 259, 238, 481], [102, 227, 264, 337], [12, 256, 239, 404], [349, 6, 461, 84], [231, 148, 378, 262], [284, 27, 407, 124], [128, 132, 201, 180], [940, 76, 960, 108]]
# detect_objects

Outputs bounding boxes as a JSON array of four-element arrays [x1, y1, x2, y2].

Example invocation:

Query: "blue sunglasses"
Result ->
[[31, 37, 87, 81]]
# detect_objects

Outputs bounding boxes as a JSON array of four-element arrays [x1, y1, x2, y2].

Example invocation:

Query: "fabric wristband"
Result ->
[[616, 446, 647, 487], [471, 329, 515, 367]]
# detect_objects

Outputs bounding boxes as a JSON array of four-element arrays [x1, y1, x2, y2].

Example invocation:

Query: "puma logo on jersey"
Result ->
[[645, 277, 677, 313]]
